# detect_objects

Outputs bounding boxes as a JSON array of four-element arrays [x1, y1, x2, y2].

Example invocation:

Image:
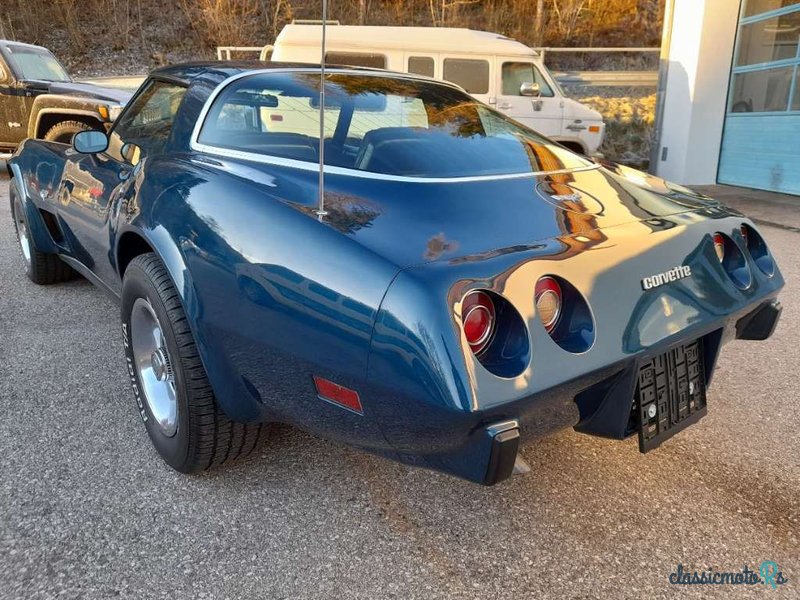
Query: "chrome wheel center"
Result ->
[[131, 298, 178, 437], [14, 204, 31, 265], [151, 349, 169, 381]]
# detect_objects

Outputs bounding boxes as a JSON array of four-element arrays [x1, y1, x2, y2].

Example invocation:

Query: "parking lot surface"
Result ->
[[1, 174, 798, 599]]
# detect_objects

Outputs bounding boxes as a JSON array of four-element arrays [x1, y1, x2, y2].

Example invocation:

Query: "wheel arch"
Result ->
[[7, 161, 61, 254], [115, 226, 255, 421], [557, 139, 589, 155], [28, 101, 106, 139]]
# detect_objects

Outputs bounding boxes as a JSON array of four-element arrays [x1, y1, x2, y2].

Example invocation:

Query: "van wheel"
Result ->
[[10, 185, 75, 284], [121, 253, 265, 472], [43, 120, 95, 144]]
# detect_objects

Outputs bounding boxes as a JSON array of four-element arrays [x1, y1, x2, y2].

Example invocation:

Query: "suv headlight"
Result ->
[[108, 104, 124, 122]]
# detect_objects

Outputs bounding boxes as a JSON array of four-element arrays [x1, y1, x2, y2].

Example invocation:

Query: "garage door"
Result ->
[[718, 0, 800, 196]]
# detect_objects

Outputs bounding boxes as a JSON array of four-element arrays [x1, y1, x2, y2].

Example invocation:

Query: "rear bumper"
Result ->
[[368, 295, 781, 486]]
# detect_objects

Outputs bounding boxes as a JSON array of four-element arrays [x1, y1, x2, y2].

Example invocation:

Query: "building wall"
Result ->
[[654, 0, 741, 185]]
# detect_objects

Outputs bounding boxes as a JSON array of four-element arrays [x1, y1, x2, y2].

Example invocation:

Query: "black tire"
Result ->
[[10, 185, 75, 284], [43, 120, 95, 144], [121, 253, 265, 472]]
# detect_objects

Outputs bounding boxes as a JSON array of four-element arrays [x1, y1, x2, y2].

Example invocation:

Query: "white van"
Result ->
[[269, 24, 605, 155]]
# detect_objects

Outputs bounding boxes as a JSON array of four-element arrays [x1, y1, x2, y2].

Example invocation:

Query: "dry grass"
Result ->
[[576, 91, 656, 167]]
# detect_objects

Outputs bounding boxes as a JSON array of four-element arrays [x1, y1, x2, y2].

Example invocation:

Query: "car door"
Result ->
[[0, 59, 31, 148], [57, 78, 187, 290], [495, 59, 563, 138]]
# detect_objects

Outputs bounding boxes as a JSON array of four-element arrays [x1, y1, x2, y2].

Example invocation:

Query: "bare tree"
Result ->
[[358, 0, 367, 24]]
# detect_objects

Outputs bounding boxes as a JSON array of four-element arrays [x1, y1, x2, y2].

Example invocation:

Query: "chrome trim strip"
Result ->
[[486, 420, 519, 437], [189, 68, 600, 184]]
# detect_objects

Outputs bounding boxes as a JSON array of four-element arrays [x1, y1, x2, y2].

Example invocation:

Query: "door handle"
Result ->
[[498, 102, 512, 109]]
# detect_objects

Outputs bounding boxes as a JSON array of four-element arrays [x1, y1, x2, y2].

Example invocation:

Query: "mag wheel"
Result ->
[[121, 253, 265, 472], [10, 185, 75, 284]]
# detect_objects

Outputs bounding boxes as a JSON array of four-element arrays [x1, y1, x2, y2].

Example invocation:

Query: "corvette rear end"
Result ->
[[7, 64, 783, 484]]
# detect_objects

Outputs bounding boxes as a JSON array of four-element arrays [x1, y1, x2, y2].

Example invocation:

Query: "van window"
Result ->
[[198, 72, 592, 178], [442, 59, 490, 94], [408, 56, 435, 78], [502, 62, 554, 97], [325, 52, 386, 69]]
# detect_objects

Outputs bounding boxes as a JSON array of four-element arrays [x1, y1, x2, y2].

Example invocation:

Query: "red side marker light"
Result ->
[[313, 376, 363, 415], [270, 114, 284, 122]]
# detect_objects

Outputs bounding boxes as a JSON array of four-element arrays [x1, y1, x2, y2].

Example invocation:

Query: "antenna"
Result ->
[[315, 0, 329, 221]]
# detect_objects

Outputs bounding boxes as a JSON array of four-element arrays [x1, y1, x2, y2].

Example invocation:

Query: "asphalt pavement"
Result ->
[[1, 174, 798, 599]]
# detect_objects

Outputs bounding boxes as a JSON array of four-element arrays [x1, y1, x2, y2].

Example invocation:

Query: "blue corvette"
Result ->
[[7, 63, 783, 484]]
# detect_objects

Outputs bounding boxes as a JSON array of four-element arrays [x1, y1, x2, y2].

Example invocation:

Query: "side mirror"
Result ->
[[121, 143, 142, 167], [520, 82, 541, 97], [73, 130, 108, 154]]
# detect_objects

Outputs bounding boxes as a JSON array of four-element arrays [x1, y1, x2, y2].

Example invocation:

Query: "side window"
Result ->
[[348, 97, 429, 140], [325, 52, 386, 69], [502, 62, 554, 97], [443, 59, 490, 94], [408, 56, 434, 78], [107, 80, 186, 162]]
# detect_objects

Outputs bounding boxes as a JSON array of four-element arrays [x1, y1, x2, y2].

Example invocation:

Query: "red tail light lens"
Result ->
[[535, 276, 563, 333], [462, 291, 495, 355], [713, 233, 725, 262]]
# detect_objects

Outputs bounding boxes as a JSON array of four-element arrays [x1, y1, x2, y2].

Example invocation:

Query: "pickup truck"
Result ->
[[0, 40, 131, 154]]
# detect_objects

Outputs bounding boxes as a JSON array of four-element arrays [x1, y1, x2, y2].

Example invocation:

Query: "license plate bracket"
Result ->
[[636, 339, 707, 453]]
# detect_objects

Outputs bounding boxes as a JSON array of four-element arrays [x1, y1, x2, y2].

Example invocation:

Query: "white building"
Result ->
[[654, 0, 800, 196]]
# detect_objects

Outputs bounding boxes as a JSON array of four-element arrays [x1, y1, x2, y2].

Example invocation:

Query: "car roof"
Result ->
[[150, 61, 392, 87], [0, 40, 48, 50], [276, 24, 539, 57]]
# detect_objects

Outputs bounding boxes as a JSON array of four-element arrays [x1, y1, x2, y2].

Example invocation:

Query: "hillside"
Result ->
[[1, 0, 664, 76]]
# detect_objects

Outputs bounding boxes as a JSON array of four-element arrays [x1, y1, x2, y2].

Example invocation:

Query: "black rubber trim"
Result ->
[[483, 428, 520, 486], [736, 299, 782, 341]]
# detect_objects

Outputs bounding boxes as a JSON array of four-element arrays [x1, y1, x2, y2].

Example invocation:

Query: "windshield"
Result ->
[[198, 72, 592, 178], [5, 44, 70, 82]]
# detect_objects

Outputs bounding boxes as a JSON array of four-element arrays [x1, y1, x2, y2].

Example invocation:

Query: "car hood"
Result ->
[[222, 159, 729, 270], [37, 80, 132, 104]]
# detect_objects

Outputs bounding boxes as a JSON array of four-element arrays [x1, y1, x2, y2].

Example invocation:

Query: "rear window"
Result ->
[[197, 72, 591, 178]]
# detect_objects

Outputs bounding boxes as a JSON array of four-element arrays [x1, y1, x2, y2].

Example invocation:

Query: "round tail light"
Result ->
[[535, 276, 563, 333], [713, 233, 725, 262], [462, 291, 495, 355]]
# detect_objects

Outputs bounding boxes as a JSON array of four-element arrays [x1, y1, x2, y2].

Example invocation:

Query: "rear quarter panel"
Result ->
[[129, 155, 401, 448]]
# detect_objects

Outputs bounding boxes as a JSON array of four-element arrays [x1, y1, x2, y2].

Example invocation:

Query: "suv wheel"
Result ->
[[43, 120, 96, 144]]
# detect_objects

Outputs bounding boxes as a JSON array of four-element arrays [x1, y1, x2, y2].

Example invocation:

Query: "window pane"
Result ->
[[198, 72, 592, 177], [743, 0, 800, 17], [442, 59, 489, 94], [5, 44, 70, 82], [408, 56, 434, 78], [325, 52, 386, 69], [108, 81, 186, 160], [735, 10, 800, 66], [501, 62, 554, 97], [793, 69, 800, 110], [730, 67, 793, 112]]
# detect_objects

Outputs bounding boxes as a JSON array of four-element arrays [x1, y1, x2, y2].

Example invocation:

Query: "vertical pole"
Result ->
[[316, 0, 328, 221], [649, 0, 675, 175]]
